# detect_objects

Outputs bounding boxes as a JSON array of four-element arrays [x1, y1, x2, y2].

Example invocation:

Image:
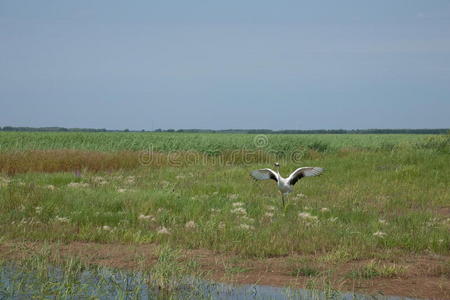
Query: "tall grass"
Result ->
[[0, 148, 448, 258], [0, 133, 448, 258], [0, 149, 280, 174], [0, 132, 448, 174], [0, 131, 436, 152]]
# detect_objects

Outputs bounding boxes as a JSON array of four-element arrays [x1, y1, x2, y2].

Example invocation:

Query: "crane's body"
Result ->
[[251, 163, 324, 206], [276, 175, 294, 194]]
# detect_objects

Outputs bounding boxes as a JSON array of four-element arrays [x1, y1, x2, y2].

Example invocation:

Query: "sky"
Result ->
[[1, 1, 450, 130]]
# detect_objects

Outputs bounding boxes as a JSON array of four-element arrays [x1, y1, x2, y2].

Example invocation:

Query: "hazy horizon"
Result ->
[[1, 125, 448, 132], [1, 1, 450, 130]]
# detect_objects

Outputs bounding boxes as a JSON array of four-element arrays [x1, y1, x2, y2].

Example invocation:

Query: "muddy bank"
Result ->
[[0, 242, 448, 299]]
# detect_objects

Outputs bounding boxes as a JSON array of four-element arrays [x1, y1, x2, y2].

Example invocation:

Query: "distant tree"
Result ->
[[0, 126, 448, 134]]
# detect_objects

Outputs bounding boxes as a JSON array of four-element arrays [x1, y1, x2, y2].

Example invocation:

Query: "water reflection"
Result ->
[[0, 264, 419, 300]]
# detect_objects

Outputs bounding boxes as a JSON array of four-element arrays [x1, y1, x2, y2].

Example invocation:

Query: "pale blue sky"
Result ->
[[1, 1, 450, 130]]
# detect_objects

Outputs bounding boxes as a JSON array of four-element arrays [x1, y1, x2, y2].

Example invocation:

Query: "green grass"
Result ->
[[151, 245, 189, 291], [291, 266, 320, 277], [0, 131, 438, 153], [0, 132, 449, 261], [0, 149, 449, 259], [346, 260, 405, 279]]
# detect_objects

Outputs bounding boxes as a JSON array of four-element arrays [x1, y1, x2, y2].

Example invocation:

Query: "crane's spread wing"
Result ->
[[287, 167, 323, 186], [251, 168, 278, 182]]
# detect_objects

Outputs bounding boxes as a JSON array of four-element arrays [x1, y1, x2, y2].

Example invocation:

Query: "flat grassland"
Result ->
[[0, 132, 449, 298]]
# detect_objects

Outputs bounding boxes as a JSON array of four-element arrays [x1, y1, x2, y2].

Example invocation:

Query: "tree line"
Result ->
[[0, 126, 448, 134]]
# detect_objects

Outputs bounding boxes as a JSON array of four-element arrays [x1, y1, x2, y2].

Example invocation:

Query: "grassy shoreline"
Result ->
[[1, 241, 449, 299]]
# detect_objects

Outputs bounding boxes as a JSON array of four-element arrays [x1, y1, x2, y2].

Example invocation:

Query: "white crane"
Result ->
[[251, 163, 324, 206]]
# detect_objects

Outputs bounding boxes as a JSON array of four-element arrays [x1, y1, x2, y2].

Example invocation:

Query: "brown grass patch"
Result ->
[[0, 149, 278, 174], [0, 150, 142, 174]]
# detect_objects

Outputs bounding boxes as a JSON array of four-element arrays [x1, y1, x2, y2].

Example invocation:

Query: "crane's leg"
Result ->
[[281, 194, 285, 207]]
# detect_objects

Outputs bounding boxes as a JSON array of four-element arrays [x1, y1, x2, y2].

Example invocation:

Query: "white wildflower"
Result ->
[[210, 208, 221, 213], [232, 202, 244, 207], [117, 188, 127, 193], [373, 231, 387, 238], [102, 225, 112, 231], [92, 176, 107, 185], [138, 214, 154, 221], [160, 180, 170, 186], [298, 212, 318, 221], [46, 185, 55, 190], [28, 218, 41, 225], [328, 217, 338, 222], [157, 226, 171, 235], [240, 216, 255, 223], [298, 212, 311, 219], [218, 222, 225, 229], [185, 221, 197, 229], [238, 223, 254, 230], [231, 207, 247, 215], [175, 175, 185, 179], [264, 212, 274, 218], [228, 194, 239, 200], [55, 216, 70, 223], [67, 182, 89, 188], [0, 177, 10, 187], [426, 217, 438, 227], [212, 191, 219, 196], [378, 219, 388, 225], [320, 207, 330, 213], [303, 206, 311, 210], [35, 206, 42, 214]]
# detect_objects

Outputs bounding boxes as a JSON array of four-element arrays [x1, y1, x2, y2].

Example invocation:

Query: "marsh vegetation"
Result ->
[[0, 132, 449, 298]]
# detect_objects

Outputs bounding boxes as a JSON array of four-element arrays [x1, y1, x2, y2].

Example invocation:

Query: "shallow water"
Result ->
[[0, 264, 419, 300]]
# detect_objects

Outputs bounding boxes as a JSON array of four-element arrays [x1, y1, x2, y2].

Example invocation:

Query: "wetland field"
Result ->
[[0, 132, 449, 299]]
